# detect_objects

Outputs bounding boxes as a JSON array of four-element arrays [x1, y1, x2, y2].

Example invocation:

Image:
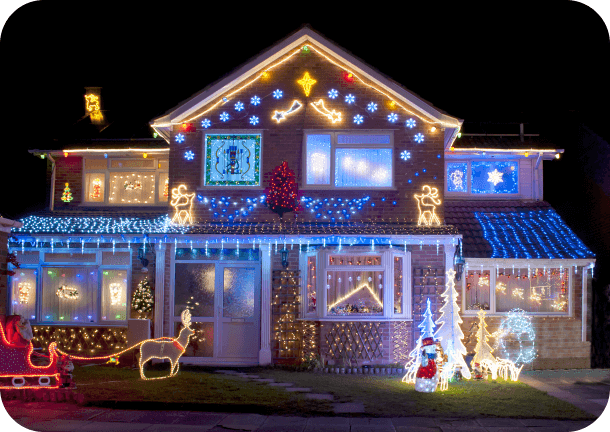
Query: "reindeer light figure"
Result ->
[[138, 309, 194, 380], [414, 185, 441, 226], [171, 184, 196, 226]]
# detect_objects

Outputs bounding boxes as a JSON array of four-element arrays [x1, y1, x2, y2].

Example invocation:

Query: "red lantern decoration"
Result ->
[[181, 123, 196, 133], [342, 71, 355, 83]]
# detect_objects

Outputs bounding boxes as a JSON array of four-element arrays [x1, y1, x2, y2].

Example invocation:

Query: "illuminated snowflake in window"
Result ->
[[250, 95, 261, 105], [345, 94, 355, 104], [184, 150, 194, 160], [367, 102, 377, 112], [235, 101, 244, 111], [175, 133, 185, 143], [487, 168, 504, 186], [220, 112, 229, 122], [328, 89, 338, 99], [400, 150, 411, 161], [201, 119, 211, 128], [273, 89, 283, 99], [353, 114, 363, 124], [250, 116, 259, 125], [388, 113, 398, 123], [406, 118, 416, 128], [414, 133, 424, 143]]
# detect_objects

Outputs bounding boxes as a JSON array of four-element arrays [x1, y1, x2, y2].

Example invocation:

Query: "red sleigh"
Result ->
[[0, 315, 61, 389]]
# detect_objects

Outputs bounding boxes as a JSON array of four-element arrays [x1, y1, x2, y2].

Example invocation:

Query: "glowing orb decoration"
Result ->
[[297, 72, 317, 97], [414, 185, 441, 226], [171, 185, 196, 226], [492, 308, 537, 366]]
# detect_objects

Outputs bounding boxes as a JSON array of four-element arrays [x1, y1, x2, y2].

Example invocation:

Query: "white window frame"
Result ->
[[461, 261, 572, 317], [302, 131, 395, 190], [82, 157, 169, 206], [8, 248, 132, 325], [299, 247, 411, 320], [445, 160, 520, 197]]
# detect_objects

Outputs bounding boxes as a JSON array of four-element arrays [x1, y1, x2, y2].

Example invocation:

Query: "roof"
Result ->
[[452, 135, 559, 151], [445, 200, 595, 259], [150, 26, 462, 145], [28, 139, 169, 156]]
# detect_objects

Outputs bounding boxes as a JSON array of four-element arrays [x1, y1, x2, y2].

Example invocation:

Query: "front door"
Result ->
[[173, 260, 260, 365]]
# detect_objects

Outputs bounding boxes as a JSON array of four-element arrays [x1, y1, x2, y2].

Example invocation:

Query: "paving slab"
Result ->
[[54, 408, 109, 421], [392, 417, 438, 428], [267, 382, 294, 387], [143, 425, 217, 432], [303, 424, 350, 432], [350, 418, 395, 426], [331, 402, 365, 413], [394, 427, 442, 432], [436, 418, 479, 428], [476, 418, 526, 427], [16, 419, 95, 432], [175, 412, 227, 426], [78, 421, 154, 432], [87, 410, 154, 423], [350, 425, 396, 432], [253, 378, 275, 383], [217, 413, 267, 431], [284, 387, 312, 392], [307, 417, 350, 426], [517, 418, 569, 429], [261, 416, 308, 427], [305, 393, 334, 400]]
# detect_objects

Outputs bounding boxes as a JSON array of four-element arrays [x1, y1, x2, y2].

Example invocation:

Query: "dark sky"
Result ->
[[1, 2, 609, 222]]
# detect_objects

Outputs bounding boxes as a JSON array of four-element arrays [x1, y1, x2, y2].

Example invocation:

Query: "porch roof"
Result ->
[[445, 200, 595, 260]]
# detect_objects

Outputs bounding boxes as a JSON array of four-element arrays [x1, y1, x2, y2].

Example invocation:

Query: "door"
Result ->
[[173, 260, 260, 364]]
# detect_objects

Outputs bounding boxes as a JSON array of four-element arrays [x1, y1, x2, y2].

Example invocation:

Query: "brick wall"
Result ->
[[0, 231, 8, 315], [168, 43, 445, 225], [53, 156, 83, 208]]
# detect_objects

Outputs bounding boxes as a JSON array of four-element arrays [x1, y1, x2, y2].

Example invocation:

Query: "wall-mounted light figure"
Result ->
[[297, 72, 317, 97], [310, 99, 342, 123], [171, 185, 196, 226], [272, 100, 303, 123], [414, 185, 441, 226]]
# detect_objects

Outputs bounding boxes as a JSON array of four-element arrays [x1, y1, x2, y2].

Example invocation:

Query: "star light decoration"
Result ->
[[220, 112, 229, 122], [297, 72, 317, 97], [273, 89, 283, 99], [311, 99, 342, 123], [487, 169, 504, 186], [272, 100, 303, 123], [234, 101, 244, 111], [388, 113, 398, 123], [345, 94, 355, 104], [249, 116, 259, 125]]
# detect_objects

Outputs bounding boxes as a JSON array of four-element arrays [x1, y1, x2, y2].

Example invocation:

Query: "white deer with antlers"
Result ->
[[139, 309, 194, 380]]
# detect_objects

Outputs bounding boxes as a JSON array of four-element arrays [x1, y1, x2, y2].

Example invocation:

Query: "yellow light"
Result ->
[[297, 72, 317, 97], [310, 99, 342, 123], [84, 94, 100, 112], [524, 151, 529, 157], [143, 153, 148, 158], [431, 126, 437, 132], [171, 184, 195, 226], [555, 153, 560, 159], [414, 185, 441, 226], [271, 100, 303, 123]]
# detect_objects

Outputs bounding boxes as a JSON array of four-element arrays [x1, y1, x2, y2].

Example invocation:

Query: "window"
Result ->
[[304, 132, 393, 189], [301, 248, 409, 319], [83, 157, 168, 205], [463, 265, 570, 314], [203, 134, 261, 186], [9, 250, 131, 324], [446, 160, 519, 195]]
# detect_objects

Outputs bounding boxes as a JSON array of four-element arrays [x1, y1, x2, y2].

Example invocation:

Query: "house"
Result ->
[[7, 27, 595, 370]]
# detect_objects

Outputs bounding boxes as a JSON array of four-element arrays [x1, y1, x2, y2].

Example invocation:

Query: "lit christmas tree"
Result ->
[[132, 279, 154, 318], [403, 297, 436, 383], [471, 309, 496, 378], [91, 178, 102, 199], [434, 269, 472, 383], [61, 183, 73, 203], [264, 161, 301, 218]]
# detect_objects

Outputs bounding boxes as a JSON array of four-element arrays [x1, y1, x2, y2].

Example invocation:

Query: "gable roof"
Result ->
[[150, 26, 462, 144]]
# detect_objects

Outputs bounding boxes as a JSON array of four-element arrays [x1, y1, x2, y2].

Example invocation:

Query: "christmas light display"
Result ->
[[265, 161, 301, 218], [471, 310, 496, 376], [400, 150, 411, 161], [110, 174, 155, 204], [204, 134, 261, 186], [487, 169, 504, 186], [471, 161, 518, 194], [84, 94, 100, 112], [434, 269, 472, 389], [109, 283, 122, 306], [90, 178, 102, 199], [61, 183, 73, 203], [55, 285, 79, 300], [132, 279, 154, 317], [414, 337, 440, 392], [414, 185, 441, 226], [446, 162, 468, 192], [492, 308, 537, 366], [18, 282, 31, 304], [310, 99, 342, 123], [272, 100, 303, 122], [403, 297, 436, 384], [171, 185, 196, 226], [297, 72, 317, 96]]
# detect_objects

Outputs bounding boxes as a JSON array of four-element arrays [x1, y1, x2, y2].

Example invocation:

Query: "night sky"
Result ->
[[1, 3, 609, 282]]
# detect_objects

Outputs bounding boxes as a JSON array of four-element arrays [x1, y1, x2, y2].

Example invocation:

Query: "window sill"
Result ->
[[298, 317, 412, 322], [33, 322, 129, 327]]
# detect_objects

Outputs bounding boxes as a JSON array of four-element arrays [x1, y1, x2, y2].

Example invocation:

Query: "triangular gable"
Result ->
[[151, 26, 462, 146]]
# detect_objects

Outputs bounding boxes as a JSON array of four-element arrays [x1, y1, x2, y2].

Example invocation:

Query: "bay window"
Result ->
[[304, 132, 394, 189]]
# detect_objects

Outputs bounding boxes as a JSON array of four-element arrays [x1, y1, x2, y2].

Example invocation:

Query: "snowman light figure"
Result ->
[[415, 337, 440, 392]]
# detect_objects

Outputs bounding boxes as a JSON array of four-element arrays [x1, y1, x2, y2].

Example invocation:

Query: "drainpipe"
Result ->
[[519, 123, 524, 142], [47, 153, 56, 211]]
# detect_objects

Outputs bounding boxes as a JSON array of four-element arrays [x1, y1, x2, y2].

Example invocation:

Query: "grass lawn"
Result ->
[[71, 364, 596, 420]]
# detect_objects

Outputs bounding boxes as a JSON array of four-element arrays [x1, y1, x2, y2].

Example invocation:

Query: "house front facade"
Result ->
[[8, 28, 595, 370]]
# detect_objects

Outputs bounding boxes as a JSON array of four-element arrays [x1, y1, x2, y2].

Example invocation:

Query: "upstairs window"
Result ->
[[203, 134, 261, 187], [304, 132, 393, 189], [446, 160, 519, 195], [83, 157, 169, 205]]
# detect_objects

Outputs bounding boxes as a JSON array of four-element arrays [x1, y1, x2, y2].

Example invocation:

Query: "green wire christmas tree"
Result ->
[[132, 279, 154, 318], [61, 183, 73, 203]]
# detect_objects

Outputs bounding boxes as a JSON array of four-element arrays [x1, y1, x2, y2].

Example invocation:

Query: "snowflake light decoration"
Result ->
[[220, 112, 229, 122], [353, 114, 363, 124], [345, 94, 355, 104], [406, 118, 416, 128], [414, 133, 424, 143], [249, 116, 259, 125], [400, 150, 411, 161], [328, 89, 338, 99], [487, 168, 504, 186], [367, 102, 377, 112], [175, 133, 185, 143], [273, 89, 283, 99], [234, 101, 244, 111], [201, 119, 211, 128], [184, 150, 194, 161], [251, 95, 261, 105], [388, 113, 398, 123]]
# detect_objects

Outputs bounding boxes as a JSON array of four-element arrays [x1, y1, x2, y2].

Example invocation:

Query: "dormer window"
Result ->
[[446, 160, 519, 195]]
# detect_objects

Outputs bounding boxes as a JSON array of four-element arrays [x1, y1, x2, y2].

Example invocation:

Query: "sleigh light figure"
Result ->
[[138, 309, 194, 380]]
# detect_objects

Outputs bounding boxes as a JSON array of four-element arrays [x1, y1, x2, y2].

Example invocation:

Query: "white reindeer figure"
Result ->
[[139, 309, 194, 380]]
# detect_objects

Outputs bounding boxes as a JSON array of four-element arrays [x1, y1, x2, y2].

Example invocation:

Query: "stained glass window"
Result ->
[[204, 134, 261, 186]]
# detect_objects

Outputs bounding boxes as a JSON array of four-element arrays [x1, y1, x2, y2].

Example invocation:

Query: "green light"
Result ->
[[153, 132, 158, 138], [103, 271, 109, 275]]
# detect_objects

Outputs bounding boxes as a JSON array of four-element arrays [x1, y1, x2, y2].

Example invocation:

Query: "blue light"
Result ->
[[184, 150, 195, 161], [201, 119, 211, 128], [251, 95, 261, 105], [328, 89, 338, 99], [471, 161, 519, 194], [345, 94, 355, 104], [235, 101, 244, 111], [367, 102, 377, 112], [353, 114, 363, 124], [414, 133, 424, 143], [405, 118, 416, 128], [250, 116, 259, 125], [220, 112, 230, 122], [447, 162, 467, 192], [175, 133, 185, 143], [388, 113, 398, 123], [273, 89, 283, 99], [400, 150, 411, 161]]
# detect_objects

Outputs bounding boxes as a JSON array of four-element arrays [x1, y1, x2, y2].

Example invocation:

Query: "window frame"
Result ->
[[461, 262, 572, 316], [300, 247, 411, 320], [82, 157, 169, 206], [8, 248, 132, 326], [302, 131, 395, 190], [445, 159, 520, 196]]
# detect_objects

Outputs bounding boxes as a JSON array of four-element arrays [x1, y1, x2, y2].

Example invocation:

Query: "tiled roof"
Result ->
[[445, 200, 595, 259], [452, 135, 559, 150]]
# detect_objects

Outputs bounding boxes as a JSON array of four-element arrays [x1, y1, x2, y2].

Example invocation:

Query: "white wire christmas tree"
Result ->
[[132, 278, 154, 318], [471, 309, 496, 377], [434, 269, 471, 386], [402, 297, 436, 383]]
